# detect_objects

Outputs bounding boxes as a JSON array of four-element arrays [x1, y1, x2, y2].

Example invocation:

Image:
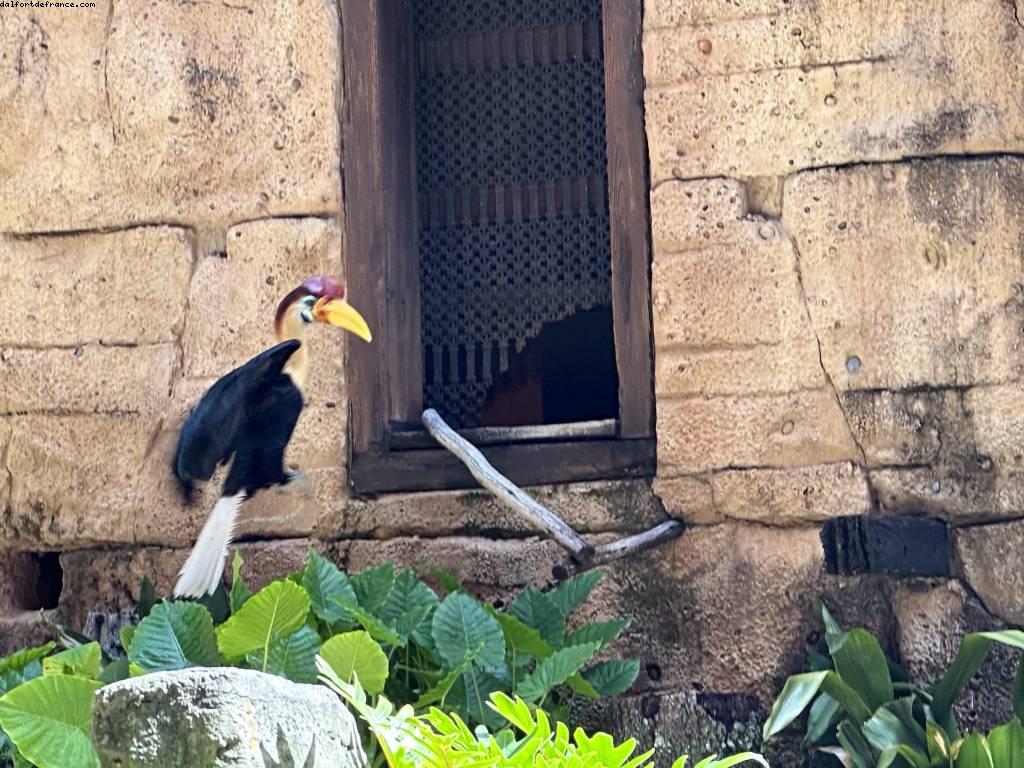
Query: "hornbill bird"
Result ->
[[171, 275, 371, 598]]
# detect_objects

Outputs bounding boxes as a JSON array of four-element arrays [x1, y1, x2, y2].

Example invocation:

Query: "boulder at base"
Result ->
[[92, 667, 366, 768]]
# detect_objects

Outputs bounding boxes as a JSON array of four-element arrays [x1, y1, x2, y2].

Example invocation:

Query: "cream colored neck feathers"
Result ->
[[276, 309, 310, 390]]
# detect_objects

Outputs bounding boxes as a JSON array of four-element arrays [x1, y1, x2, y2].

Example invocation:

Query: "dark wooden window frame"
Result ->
[[341, 0, 654, 495]]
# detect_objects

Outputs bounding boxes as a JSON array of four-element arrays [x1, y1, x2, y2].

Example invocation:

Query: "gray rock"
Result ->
[[92, 668, 366, 768]]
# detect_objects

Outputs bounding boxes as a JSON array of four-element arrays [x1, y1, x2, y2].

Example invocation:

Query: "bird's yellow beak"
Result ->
[[313, 298, 372, 342]]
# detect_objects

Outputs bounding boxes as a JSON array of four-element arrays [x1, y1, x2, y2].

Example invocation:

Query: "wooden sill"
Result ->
[[350, 436, 656, 495]]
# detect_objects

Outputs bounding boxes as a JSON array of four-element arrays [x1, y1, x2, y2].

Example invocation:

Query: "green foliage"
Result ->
[[0, 550, 639, 766], [0, 674, 102, 768], [764, 602, 1024, 768], [320, 659, 768, 768]]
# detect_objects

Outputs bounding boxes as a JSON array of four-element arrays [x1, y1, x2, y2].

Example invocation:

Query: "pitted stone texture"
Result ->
[[871, 466, 1024, 522], [92, 668, 365, 768], [892, 580, 1017, 733], [333, 480, 668, 541], [785, 159, 1024, 392], [712, 462, 871, 524], [651, 475, 717, 524], [0, 228, 193, 347], [658, 390, 858, 475], [644, 0, 1024, 180], [651, 180, 824, 398], [581, 524, 893, 702], [0, 0, 340, 232], [2, 415, 152, 548], [59, 540, 325, 630], [345, 536, 564, 595], [842, 389, 960, 468], [956, 520, 1024, 626], [0, 612, 53, 657], [1, 344, 178, 416]]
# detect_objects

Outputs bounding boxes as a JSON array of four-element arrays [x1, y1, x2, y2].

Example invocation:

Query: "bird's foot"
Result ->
[[278, 470, 311, 499]]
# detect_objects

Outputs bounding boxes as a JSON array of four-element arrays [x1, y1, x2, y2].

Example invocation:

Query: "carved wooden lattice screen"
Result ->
[[413, 0, 613, 428]]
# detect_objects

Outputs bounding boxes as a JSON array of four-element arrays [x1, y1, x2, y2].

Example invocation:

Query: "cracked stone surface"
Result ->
[[644, 0, 1024, 180], [92, 668, 365, 768], [0, 0, 341, 232]]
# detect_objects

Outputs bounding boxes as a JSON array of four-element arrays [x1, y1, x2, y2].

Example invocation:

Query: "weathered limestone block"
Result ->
[[651, 180, 825, 398], [871, 466, 1024, 522], [841, 389, 958, 468], [92, 668, 365, 768], [644, 0, 1024, 180], [956, 520, 1024, 626], [0, 228, 193, 346], [713, 462, 871, 524], [0, 0, 340, 232], [59, 540, 327, 630], [892, 580, 1018, 732], [345, 536, 564, 594], [785, 159, 1024, 392], [966, 384, 1024, 471], [576, 692, 766, 768], [582, 524, 893, 702], [1, 344, 178, 416], [651, 475, 717, 524], [657, 390, 858, 475], [333, 479, 668, 541], [2, 415, 154, 548]]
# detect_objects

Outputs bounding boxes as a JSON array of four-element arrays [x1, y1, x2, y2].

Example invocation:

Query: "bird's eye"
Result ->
[[302, 296, 317, 307]]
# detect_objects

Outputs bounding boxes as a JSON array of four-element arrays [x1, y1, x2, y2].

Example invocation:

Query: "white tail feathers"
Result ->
[[173, 493, 244, 599]]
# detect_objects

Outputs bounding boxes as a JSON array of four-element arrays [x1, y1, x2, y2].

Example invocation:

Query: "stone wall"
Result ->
[[1, 0, 1023, 761]]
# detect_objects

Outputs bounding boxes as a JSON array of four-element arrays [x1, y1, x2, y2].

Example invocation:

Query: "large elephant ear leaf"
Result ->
[[320, 631, 389, 695], [432, 592, 505, 669], [0, 674, 102, 768], [548, 570, 603, 618], [216, 580, 310, 664], [129, 601, 220, 672], [827, 628, 894, 712]]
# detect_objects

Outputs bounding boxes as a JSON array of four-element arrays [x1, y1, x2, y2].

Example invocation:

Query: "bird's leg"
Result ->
[[278, 470, 311, 499]]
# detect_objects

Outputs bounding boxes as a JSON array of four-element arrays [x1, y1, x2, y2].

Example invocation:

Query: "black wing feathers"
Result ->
[[173, 340, 301, 496]]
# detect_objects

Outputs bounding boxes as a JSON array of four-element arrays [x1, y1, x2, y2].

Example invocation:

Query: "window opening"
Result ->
[[413, 0, 615, 429]]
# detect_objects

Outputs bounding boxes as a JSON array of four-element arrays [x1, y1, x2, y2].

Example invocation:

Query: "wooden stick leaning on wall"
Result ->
[[421, 408, 684, 574]]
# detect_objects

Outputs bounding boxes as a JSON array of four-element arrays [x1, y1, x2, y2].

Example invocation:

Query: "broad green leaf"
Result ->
[[137, 576, 156, 619], [489, 609, 552, 657], [582, 659, 640, 696], [349, 605, 403, 647], [763, 671, 872, 740], [432, 592, 505, 669], [378, 569, 438, 643], [230, 550, 253, 615], [129, 601, 220, 671], [820, 600, 844, 637], [0, 644, 55, 675], [877, 745, 930, 768], [565, 619, 629, 651], [1016, 667, 1024, 722], [691, 755, 769, 768], [864, 698, 927, 753], [302, 549, 356, 624], [44, 642, 101, 678], [806, 692, 840, 744], [955, 732, 993, 768], [119, 625, 136, 654], [828, 627, 894, 712], [414, 654, 475, 709], [216, 579, 310, 663], [352, 563, 396, 612], [0, 674, 102, 768], [567, 672, 600, 699], [510, 588, 565, 648], [932, 632, 1024, 720], [248, 625, 320, 683], [838, 720, 877, 768], [516, 641, 601, 702], [320, 631, 389, 694], [97, 658, 131, 685], [547, 571, 602, 618], [198, 581, 231, 624], [987, 717, 1024, 768]]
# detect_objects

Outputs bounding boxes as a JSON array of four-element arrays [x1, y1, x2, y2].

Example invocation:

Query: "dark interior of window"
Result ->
[[412, 0, 616, 430]]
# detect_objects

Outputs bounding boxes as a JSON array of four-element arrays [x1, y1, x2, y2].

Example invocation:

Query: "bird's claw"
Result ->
[[279, 471, 311, 499]]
